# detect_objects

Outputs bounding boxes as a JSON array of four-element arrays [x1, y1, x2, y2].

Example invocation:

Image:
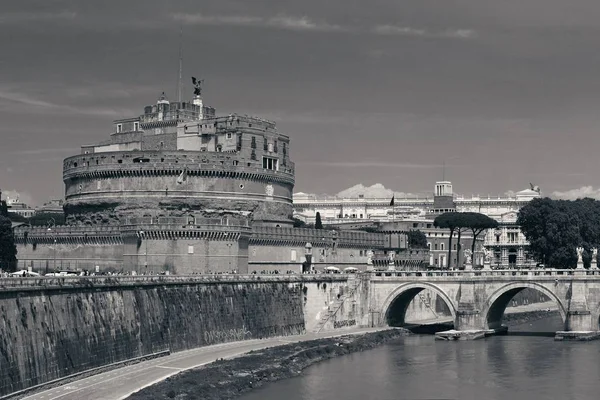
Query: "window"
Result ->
[[188, 245, 194, 254], [359, 214, 363, 218], [251, 150, 257, 160], [134, 122, 139, 131], [262, 156, 278, 171], [434, 243, 438, 250], [413, 223, 418, 228], [282, 142, 287, 156], [116, 124, 122, 133], [453, 244, 457, 250], [291, 250, 297, 262], [427, 242, 431, 249], [226, 133, 232, 139], [251, 136, 256, 148], [263, 138, 268, 151], [274, 140, 278, 153], [440, 243, 445, 251]]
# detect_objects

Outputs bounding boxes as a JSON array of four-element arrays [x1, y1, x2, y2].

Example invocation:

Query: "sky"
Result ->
[[2, 0, 600, 204]]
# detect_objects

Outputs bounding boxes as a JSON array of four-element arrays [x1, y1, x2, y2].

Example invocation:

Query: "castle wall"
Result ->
[[0, 275, 349, 397], [248, 226, 387, 272], [62, 151, 294, 225], [15, 242, 124, 273], [122, 236, 249, 275]]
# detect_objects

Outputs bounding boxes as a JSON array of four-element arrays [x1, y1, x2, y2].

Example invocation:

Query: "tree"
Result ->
[[0, 200, 7, 218], [407, 230, 428, 249], [6, 212, 28, 223], [28, 213, 65, 227], [517, 197, 595, 268], [460, 212, 498, 266], [292, 217, 307, 228], [434, 212, 498, 268], [0, 215, 17, 272], [315, 212, 323, 229], [434, 213, 459, 269]]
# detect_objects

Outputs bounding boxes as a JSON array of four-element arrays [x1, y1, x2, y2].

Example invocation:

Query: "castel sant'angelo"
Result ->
[[14, 80, 407, 274]]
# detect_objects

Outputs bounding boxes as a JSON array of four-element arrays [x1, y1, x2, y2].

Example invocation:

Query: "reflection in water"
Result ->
[[241, 316, 600, 400]]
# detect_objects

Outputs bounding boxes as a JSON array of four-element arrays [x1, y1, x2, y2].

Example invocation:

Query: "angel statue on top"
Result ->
[[192, 76, 204, 96]]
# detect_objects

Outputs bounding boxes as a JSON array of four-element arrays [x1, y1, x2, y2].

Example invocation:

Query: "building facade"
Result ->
[[294, 182, 540, 268]]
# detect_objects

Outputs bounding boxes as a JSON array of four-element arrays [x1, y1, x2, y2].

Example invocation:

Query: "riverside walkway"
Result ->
[[18, 328, 388, 400]]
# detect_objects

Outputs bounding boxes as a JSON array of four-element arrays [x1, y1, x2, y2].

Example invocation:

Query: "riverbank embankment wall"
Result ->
[[0, 275, 354, 397]]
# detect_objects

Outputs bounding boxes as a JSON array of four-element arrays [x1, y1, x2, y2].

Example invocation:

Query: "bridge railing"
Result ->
[[368, 268, 600, 278]]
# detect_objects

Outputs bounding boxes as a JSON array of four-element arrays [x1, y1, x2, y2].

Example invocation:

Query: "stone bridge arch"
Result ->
[[381, 282, 457, 327], [482, 282, 567, 330]]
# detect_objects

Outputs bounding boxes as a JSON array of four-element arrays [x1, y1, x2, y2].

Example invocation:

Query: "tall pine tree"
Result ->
[[315, 212, 323, 229]]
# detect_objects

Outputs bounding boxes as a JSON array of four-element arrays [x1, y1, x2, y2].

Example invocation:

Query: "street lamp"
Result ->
[[47, 217, 56, 275]]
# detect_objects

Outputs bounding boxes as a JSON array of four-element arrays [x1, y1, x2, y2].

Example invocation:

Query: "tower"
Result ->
[[432, 181, 456, 215]]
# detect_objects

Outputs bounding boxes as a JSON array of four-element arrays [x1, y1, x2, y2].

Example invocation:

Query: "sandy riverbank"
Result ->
[[127, 329, 411, 400]]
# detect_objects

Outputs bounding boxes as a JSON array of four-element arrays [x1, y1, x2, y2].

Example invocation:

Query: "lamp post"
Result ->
[[47, 217, 56, 275]]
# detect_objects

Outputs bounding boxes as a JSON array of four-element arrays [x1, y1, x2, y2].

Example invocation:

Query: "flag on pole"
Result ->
[[389, 196, 395, 206], [176, 168, 188, 184]]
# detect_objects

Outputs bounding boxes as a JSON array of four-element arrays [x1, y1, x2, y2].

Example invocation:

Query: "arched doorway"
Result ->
[[483, 283, 566, 332], [382, 283, 456, 328]]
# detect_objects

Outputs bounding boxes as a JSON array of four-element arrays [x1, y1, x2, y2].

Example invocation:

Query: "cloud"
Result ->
[[372, 25, 476, 39], [1, 190, 35, 207], [15, 148, 79, 156], [0, 11, 77, 24], [0, 89, 132, 117], [552, 186, 600, 200], [302, 161, 443, 169], [171, 13, 344, 32], [336, 183, 416, 199]]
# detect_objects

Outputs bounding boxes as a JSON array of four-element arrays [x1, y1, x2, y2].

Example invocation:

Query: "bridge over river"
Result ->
[[1, 268, 600, 397], [368, 268, 600, 340]]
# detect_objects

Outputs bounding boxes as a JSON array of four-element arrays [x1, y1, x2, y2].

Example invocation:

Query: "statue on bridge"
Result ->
[[463, 249, 473, 265], [576, 246, 584, 263], [483, 248, 492, 263]]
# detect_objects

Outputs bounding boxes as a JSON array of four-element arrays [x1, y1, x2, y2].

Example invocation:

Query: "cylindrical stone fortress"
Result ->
[[62, 95, 295, 227]]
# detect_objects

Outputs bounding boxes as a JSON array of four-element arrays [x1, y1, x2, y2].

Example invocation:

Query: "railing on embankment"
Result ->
[[0, 274, 349, 291]]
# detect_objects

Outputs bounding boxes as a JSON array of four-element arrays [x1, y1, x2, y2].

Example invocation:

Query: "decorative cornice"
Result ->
[[64, 167, 294, 186]]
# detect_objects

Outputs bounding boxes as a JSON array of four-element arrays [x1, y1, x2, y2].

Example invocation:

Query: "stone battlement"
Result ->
[[250, 226, 388, 248], [63, 150, 295, 181]]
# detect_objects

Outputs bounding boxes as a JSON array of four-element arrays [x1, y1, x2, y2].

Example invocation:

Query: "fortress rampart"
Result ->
[[63, 150, 295, 226]]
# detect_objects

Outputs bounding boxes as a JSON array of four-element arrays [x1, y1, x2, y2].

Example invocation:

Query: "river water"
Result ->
[[240, 316, 600, 400]]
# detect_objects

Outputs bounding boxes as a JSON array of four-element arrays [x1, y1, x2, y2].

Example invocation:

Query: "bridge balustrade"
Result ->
[[370, 268, 600, 278]]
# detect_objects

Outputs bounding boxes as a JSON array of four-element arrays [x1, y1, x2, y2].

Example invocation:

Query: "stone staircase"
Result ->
[[312, 276, 362, 333]]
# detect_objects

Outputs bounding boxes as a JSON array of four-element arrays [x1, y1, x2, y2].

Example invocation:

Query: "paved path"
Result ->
[[19, 328, 387, 400]]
